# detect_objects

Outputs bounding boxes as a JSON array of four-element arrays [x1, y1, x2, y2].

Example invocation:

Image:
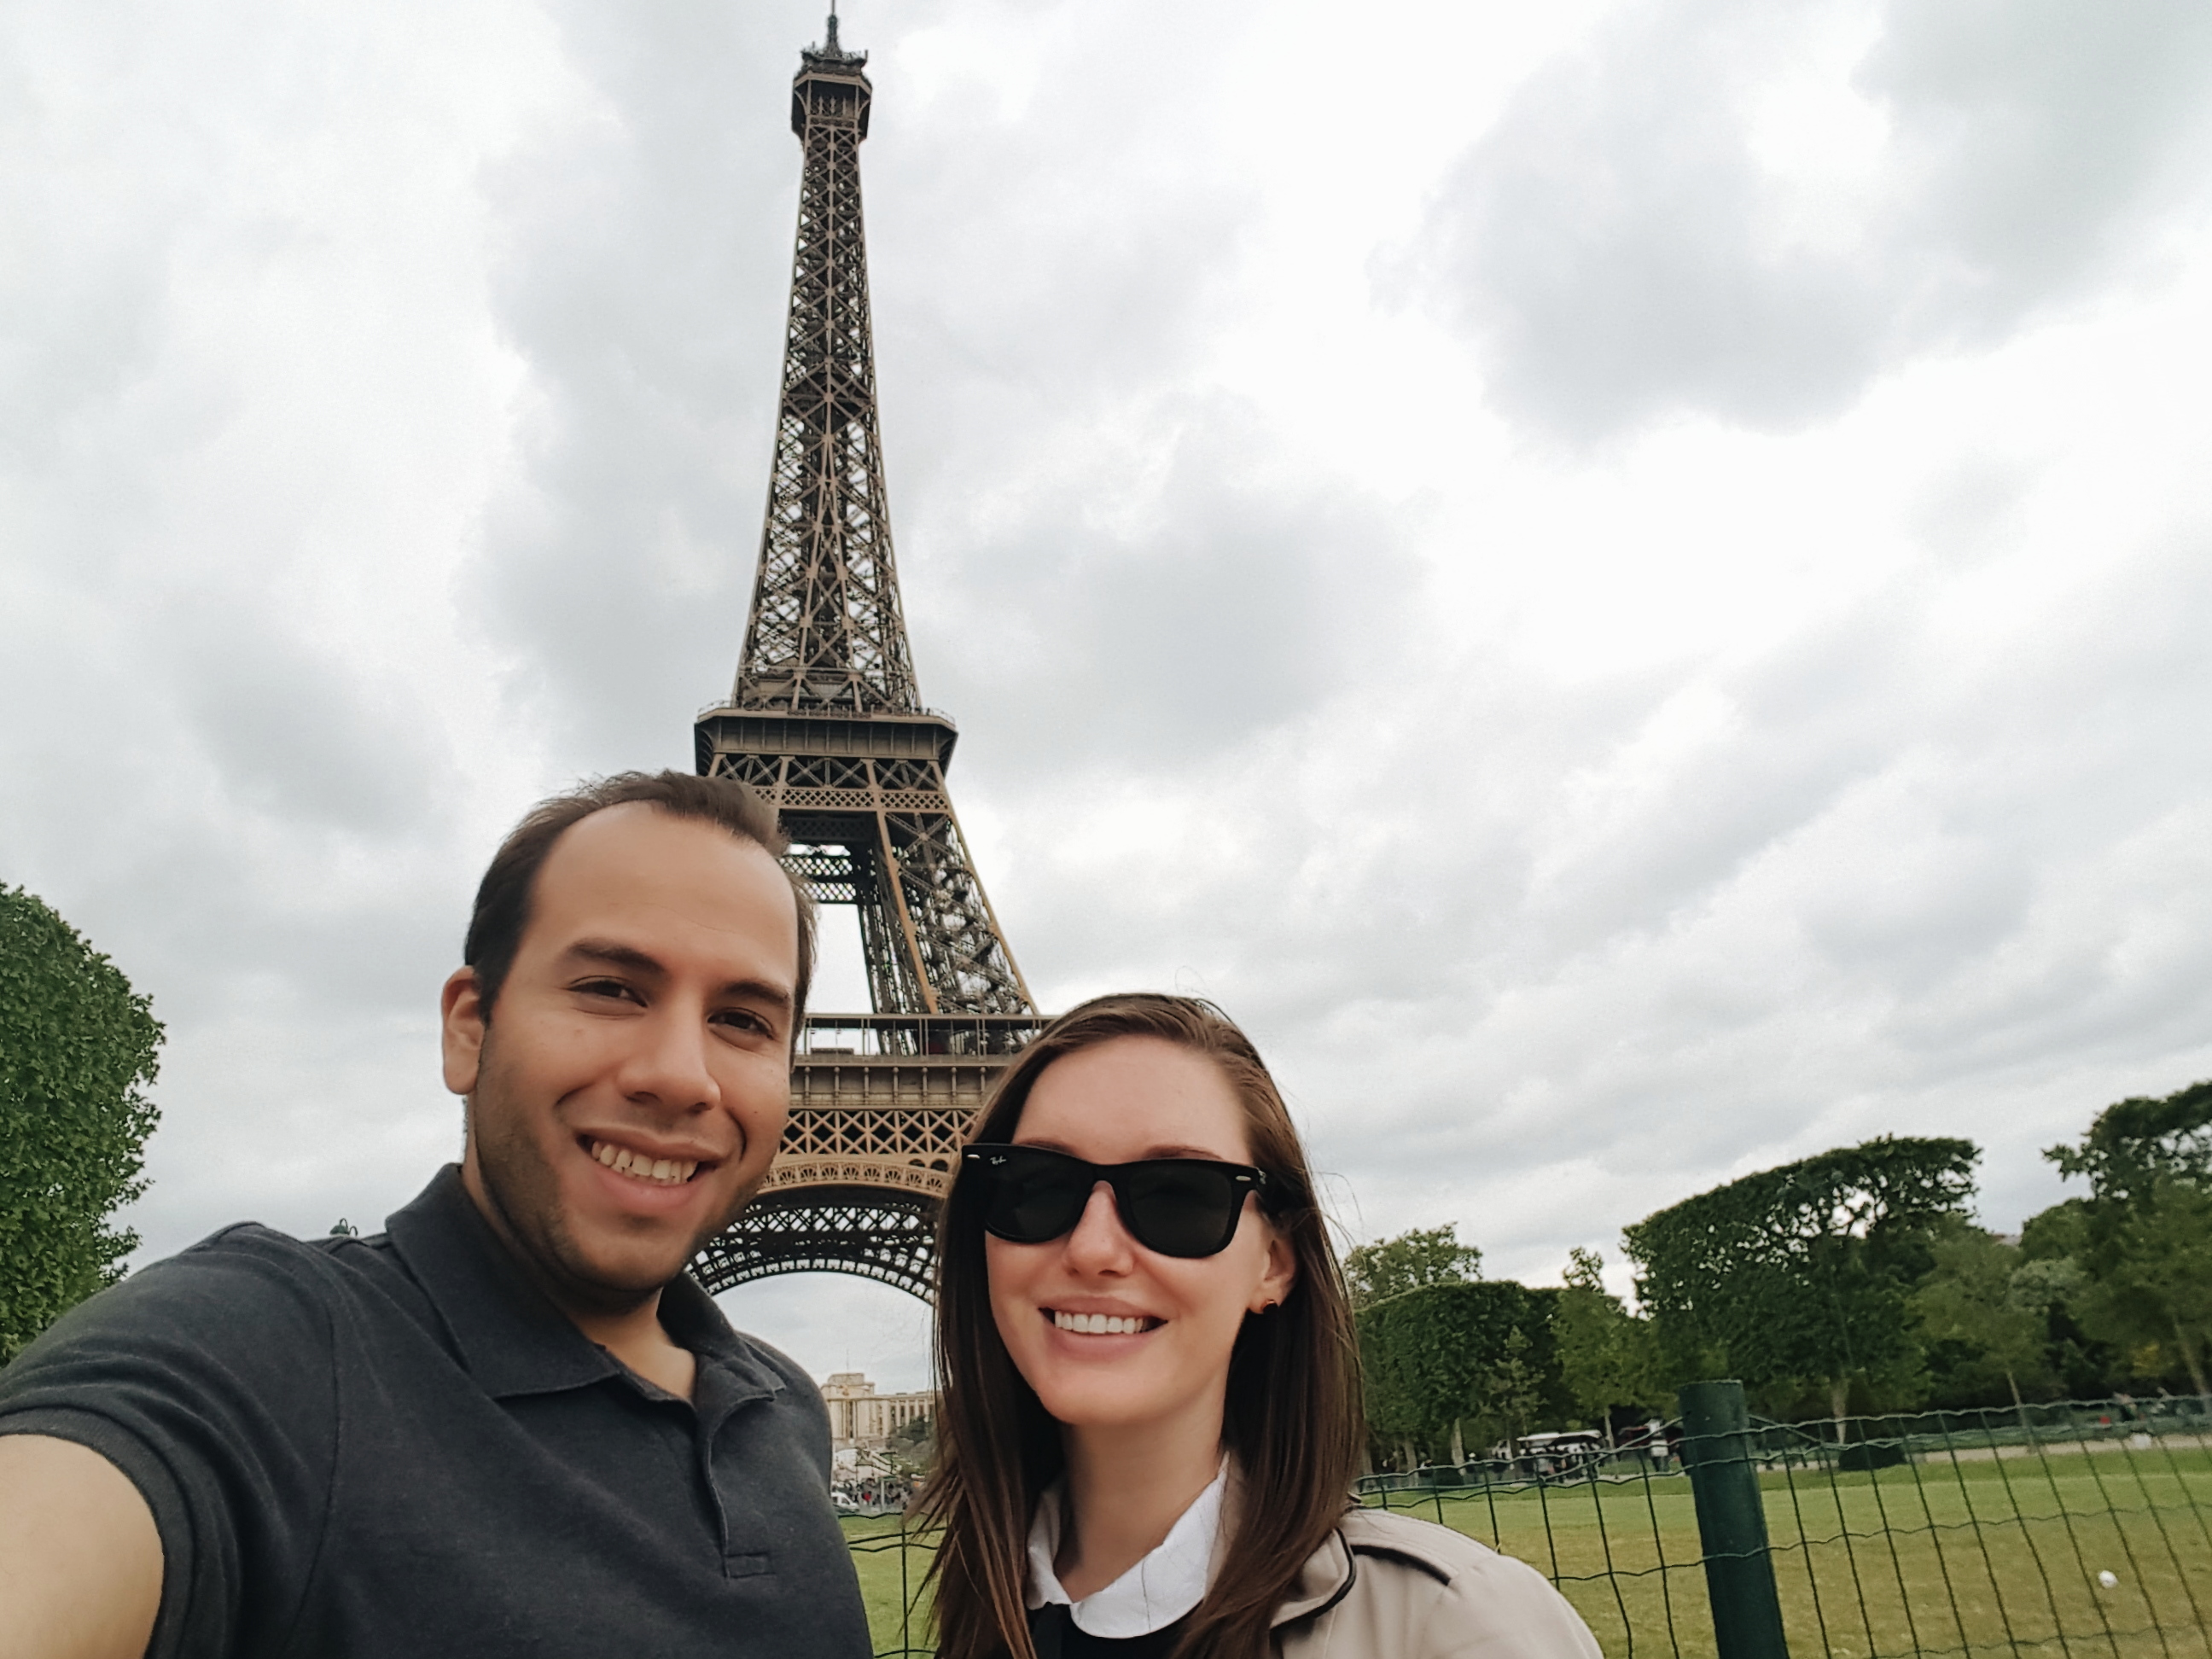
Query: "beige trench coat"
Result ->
[[1267, 1508, 1604, 1659]]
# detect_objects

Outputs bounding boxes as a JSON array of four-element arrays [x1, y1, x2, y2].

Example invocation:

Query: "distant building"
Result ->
[[821, 1371, 932, 1453]]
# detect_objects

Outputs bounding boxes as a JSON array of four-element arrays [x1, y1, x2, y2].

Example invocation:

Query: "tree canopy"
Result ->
[[2046, 1081, 2212, 1395], [1, 886, 165, 1362], [1342, 1086, 2212, 1444], [1906, 1218, 2049, 1406], [2046, 1080, 2212, 1196], [1356, 1279, 1564, 1464], [1344, 1223, 1481, 1310], [1623, 1136, 1978, 1418], [1556, 1248, 1668, 1423]]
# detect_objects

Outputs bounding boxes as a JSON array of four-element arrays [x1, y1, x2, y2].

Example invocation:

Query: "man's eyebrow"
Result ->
[[719, 976, 795, 1012], [559, 940, 793, 1012], [562, 940, 667, 975]]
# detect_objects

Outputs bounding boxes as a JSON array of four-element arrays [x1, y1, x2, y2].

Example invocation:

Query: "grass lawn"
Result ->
[[1377, 1446, 2212, 1659], [842, 1446, 2212, 1659], [842, 1512, 937, 1657]]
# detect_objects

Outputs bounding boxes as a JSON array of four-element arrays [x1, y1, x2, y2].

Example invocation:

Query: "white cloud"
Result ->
[[1409, 0, 2212, 441]]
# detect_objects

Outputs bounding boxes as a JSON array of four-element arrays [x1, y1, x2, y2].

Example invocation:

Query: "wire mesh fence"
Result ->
[[842, 1512, 937, 1659], [1359, 1389, 2212, 1659], [843, 1389, 2212, 1658]]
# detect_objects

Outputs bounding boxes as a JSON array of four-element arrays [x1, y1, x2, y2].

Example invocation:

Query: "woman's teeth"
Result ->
[[589, 1140, 697, 1185], [1053, 1311, 1153, 1335]]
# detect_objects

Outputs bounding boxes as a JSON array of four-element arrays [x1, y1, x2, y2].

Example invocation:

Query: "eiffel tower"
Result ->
[[689, 13, 1045, 1302]]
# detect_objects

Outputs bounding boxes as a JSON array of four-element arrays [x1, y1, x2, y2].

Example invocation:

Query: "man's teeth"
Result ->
[[1053, 1311, 1152, 1336], [589, 1140, 698, 1185]]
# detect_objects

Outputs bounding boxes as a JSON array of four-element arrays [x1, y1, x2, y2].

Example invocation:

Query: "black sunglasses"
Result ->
[[960, 1144, 1272, 1259]]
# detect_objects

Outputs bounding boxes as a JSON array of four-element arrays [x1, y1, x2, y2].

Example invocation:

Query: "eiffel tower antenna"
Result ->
[[691, 19, 1045, 1300]]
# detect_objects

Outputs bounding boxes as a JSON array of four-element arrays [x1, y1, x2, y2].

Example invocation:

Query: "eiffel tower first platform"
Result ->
[[688, 15, 1044, 1303]]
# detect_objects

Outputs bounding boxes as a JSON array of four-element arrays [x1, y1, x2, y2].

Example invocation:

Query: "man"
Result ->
[[0, 772, 874, 1658]]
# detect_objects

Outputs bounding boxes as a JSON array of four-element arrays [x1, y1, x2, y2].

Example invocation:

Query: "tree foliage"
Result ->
[[1906, 1219, 2048, 1406], [1344, 1085, 2212, 1437], [1356, 1280, 1565, 1464], [888, 1412, 935, 1471], [2046, 1081, 2212, 1395], [2047, 1081, 2212, 1196], [0, 886, 164, 1362], [2019, 1197, 2091, 1262], [1623, 1136, 1978, 1417], [2092, 1182, 2212, 1394], [1556, 1248, 1668, 1423], [1343, 1224, 1481, 1311]]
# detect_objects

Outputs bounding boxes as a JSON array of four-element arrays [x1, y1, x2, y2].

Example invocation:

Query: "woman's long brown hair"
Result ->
[[916, 993, 1364, 1659]]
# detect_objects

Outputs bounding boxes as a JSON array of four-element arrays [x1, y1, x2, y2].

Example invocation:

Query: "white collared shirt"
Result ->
[[1024, 1463, 1228, 1638]]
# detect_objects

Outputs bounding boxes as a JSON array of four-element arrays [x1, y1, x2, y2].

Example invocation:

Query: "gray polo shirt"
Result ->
[[0, 1166, 874, 1659]]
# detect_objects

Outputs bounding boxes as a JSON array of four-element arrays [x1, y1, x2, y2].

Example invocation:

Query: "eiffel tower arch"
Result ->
[[690, 15, 1045, 1301]]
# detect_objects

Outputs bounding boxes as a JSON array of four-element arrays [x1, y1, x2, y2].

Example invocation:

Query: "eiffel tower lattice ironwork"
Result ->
[[690, 15, 1044, 1302]]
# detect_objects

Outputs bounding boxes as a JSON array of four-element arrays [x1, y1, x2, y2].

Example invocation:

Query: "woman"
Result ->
[[918, 993, 1602, 1659]]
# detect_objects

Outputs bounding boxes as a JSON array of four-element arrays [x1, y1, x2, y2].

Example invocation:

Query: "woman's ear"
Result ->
[[1249, 1220, 1297, 1314]]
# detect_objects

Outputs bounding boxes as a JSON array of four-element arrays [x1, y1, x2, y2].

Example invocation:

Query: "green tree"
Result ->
[[1623, 1136, 1979, 1426], [1343, 1224, 1481, 1311], [2048, 1080, 2212, 1194], [2046, 1081, 2212, 1395], [888, 1411, 935, 1470], [2093, 1181, 2212, 1394], [1906, 1218, 2048, 1408], [1355, 1280, 1565, 1468], [2014, 1202, 2116, 1397], [1, 887, 164, 1363], [1476, 1325, 1545, 1461], [1555, 1248, 1667, 1429], [2019, 1197, 2092, 1261]]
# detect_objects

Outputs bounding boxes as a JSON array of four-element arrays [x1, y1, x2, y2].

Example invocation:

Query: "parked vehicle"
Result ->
[[1488, 1430, 1607, 1482]]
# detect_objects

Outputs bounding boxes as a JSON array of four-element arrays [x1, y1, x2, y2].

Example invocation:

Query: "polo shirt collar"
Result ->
[[382, 1165, 785, 1408]]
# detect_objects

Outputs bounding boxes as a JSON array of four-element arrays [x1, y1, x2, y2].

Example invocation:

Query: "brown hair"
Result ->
[[463, 769, 815, 1026], [918, 993, 1363, 1659]]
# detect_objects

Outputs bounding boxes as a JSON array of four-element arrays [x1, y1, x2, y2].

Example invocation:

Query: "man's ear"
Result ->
[[441, 968, 486, 1096]]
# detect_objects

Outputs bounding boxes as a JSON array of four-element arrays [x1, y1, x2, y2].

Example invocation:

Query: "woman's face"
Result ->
[[985, 1036, 1296, 1439]]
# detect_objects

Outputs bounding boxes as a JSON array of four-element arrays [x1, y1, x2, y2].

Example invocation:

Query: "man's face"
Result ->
[[441, 803, 799, 1310]]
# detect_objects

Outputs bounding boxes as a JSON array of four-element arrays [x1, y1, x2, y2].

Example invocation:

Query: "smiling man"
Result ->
[[0, 772, 873, 1659]]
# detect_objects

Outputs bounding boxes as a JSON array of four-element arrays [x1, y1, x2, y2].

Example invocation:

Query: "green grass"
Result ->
[[842, 1512, 936, 1657], [1374, 1447, 2212, 1659], [841, 1447, 2212, 1659]]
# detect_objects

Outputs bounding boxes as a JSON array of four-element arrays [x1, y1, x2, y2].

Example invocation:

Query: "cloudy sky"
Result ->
[[6, 0, 2211, 1392]]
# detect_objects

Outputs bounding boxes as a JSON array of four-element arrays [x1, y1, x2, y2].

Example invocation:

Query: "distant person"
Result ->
[[0, 772, 872, 1659], [920, 993, 1604, 1658]]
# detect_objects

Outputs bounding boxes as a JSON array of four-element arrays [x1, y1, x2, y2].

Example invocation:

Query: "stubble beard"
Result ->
[[475, 1035, 681, 1318], [465, 1028, 721, 1317]]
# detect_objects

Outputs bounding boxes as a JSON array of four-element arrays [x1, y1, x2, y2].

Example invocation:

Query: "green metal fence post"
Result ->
[[1679, 1380, 1790, 1659]]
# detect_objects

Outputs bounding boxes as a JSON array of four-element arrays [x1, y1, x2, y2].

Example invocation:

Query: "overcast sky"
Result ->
[[6, 0, 2211, 1393]]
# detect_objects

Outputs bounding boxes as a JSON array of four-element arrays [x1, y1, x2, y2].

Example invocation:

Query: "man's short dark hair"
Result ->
[[463, 770, 815, 1027]]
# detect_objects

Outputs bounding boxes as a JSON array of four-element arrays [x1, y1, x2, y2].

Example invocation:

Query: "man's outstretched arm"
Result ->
[[0, 1435, 162, 1659]]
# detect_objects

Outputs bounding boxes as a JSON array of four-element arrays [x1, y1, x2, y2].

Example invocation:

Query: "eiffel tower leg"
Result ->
[[882, 811, 1032, 1016], [871, 811, 940, 1013], [853, 850, 925, 1029]]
